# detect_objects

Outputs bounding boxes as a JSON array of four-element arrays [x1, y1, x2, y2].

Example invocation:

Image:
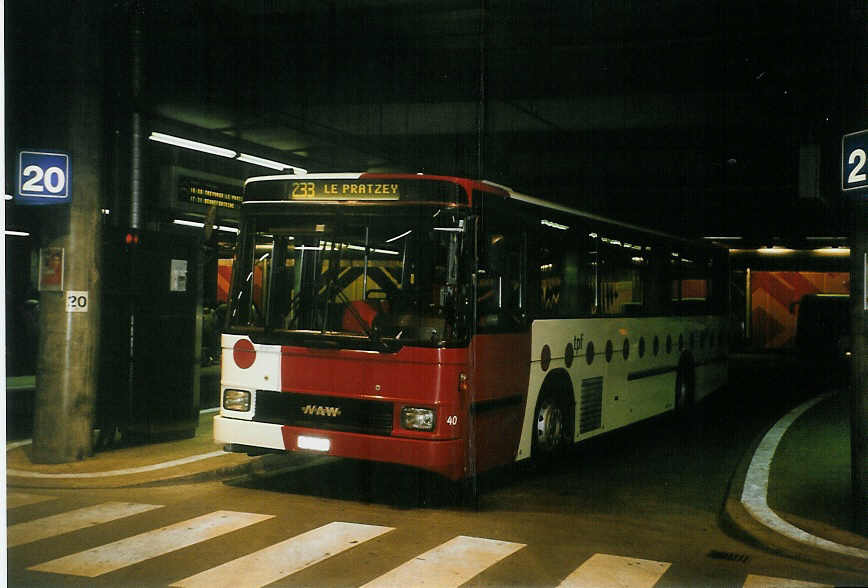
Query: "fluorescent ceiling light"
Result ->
[[237, 153, 308, 174], [758, 247, 794, 255], [386, 229, 412, 243], [541, 219, 569, 231], [5, 230, 30, 237], [814, 247, 850, 255], [173, 219, 205, 228], [150, 132, 308, 173], [172, 219, 239, 234], [149, 132, 237, 158]]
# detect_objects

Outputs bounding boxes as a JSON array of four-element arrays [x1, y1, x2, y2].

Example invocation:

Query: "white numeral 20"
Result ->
[[22, 165, 66, 194]]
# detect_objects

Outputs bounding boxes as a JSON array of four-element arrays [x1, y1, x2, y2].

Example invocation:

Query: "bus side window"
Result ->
[[670, 246, 710, 315], [535, 223, 594, 317], [596, 232, 648, 316]]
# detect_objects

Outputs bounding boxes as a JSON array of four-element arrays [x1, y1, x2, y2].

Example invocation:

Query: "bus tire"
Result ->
[[531, 388, 572, 465], [674, 356, 695, 418]]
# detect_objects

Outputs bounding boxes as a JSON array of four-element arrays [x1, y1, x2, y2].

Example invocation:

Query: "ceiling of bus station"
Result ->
[[14, 1, 868, 242]]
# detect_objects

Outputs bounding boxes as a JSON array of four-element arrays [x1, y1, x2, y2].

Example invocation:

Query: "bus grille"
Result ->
[[253, 390, 394, 436], [580, 377, 604, 433]]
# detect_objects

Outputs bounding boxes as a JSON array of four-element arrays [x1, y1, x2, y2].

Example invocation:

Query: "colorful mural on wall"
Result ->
[[750, 271, 849, 349]]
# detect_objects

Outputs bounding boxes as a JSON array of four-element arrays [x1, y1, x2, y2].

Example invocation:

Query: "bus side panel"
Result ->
[[517, 319, 582, 462], [469, 333, 531, 475], [516, 316, 729, 462]]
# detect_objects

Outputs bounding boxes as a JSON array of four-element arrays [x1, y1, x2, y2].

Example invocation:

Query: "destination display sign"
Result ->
[[245, 177, 467, 205], [178, 176, 242, 210], [289, 180, 401, 200]]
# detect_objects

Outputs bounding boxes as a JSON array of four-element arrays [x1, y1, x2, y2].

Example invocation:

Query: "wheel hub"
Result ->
[[535, 399, 564, 452]]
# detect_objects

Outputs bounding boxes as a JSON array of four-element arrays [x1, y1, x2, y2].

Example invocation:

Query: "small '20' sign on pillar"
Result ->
[[66, 291, 89, 313]]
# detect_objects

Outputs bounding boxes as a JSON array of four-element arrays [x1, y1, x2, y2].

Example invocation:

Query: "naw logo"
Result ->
[[301, 405, 342, 417]]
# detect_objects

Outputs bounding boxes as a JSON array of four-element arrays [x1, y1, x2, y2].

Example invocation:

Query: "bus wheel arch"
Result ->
[[532, 369, 575, 461], [675, 352, 696, 414]]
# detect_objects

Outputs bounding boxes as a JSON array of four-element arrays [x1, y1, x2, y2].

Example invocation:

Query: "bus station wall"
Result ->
[[749, 271, 849, 350]]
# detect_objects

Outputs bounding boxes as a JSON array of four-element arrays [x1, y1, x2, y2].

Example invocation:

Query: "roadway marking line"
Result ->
[[6, 492, 58, 509], [743, 574, 832, 588], [171, 521, 393, 587], [28, 510, 272, 577], [8, 502, 164, 547], [557, 553, 671, 588], [740, 393, 868, 561], [360, 535, 525, 588], [7, 450, 228, 479]]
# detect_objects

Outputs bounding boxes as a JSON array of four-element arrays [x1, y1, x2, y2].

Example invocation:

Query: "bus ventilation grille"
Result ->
[[580, 377, 603, 434], [253, 390, 394, 436]]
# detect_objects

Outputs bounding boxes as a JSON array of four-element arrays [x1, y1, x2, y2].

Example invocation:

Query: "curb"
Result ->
[[129, 453, 338, 487], [721, 393, 868, 574], [6, 450, 337, 490]]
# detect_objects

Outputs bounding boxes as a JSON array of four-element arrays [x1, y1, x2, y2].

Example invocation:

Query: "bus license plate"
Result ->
[[297, 435, 331, 452]]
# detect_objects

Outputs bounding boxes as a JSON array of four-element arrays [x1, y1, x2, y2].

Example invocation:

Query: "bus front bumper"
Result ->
[[214, 415, 468, 481]]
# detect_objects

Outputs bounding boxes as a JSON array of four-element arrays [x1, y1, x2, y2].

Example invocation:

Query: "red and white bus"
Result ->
[[215, 173, 728, 481]]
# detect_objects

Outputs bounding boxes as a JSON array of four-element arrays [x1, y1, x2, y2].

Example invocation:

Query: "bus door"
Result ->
[[470, 206, 531, 474]]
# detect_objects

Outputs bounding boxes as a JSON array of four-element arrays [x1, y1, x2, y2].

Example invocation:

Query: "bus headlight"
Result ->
[[401, 407, 435, 431], [223, 389, 251, 412]]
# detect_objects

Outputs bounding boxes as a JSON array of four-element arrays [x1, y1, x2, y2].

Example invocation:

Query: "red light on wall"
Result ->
[[125, 233, 139, 245]]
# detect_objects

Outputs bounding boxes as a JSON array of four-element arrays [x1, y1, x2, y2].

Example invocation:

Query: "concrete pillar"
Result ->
[[31, 3, 105, 463], [850, 202, 868, 534], [848, 0, 868, 537]]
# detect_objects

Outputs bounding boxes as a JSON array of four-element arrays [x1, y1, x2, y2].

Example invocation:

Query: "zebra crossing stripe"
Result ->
[[28, 510, 273, 578], [743, 574, 832, 588], [6, 492, 58, 509], [360, 535, 526, 588], [171, 521, 393, 587], [557, 553, 671, 588], [8, 502, 163, 548]]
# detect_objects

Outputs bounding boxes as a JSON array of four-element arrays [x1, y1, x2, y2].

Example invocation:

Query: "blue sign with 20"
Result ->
[[842, 130, 868, 193], [16, 150, 71, 204]]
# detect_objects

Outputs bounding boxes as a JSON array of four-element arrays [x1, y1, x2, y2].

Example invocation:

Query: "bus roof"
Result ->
[[244, 172, 719, 248]]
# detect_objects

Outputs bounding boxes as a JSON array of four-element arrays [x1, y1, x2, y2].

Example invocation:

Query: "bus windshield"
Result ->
[[227, 205, 472, 348]]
